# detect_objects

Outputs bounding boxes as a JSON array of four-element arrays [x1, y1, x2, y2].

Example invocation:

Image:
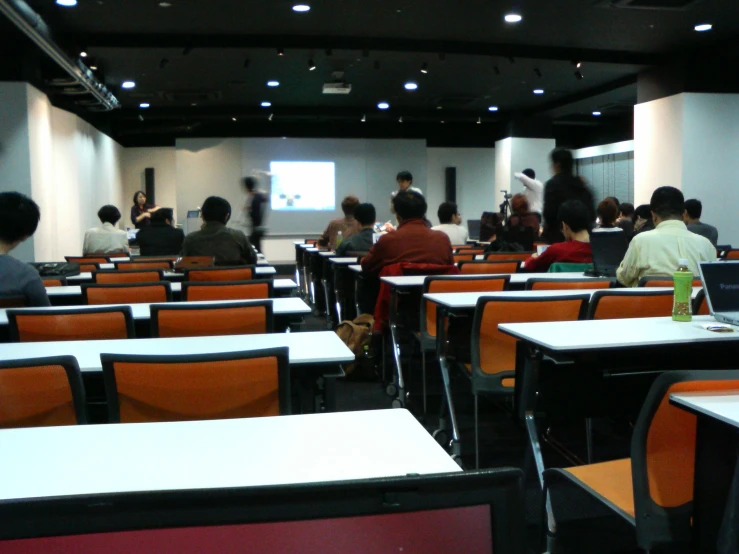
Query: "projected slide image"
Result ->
[[270, 161, 336, 211]]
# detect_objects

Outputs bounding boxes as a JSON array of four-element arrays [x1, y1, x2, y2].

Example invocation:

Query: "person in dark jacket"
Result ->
[[541, 148, 595, 244], [136, 208, 184, 256], [244, 176, 268, 253], [336, 203, 376, 256]]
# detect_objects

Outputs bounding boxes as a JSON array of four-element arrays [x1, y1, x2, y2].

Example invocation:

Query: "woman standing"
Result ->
[[130, 190, 160, 229]]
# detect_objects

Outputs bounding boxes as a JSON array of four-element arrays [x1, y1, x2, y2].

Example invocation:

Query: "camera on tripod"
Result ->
[[501, 190, 513, 200], [499, 190, 514, 221]]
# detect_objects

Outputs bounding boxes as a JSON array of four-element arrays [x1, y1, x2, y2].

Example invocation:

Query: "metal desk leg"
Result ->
[[321, 278, 333, 328], [433, 306, 462, 462], [388, 288, 406, 408]]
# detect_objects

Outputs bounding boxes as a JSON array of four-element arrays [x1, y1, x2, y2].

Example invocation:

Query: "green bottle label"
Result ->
[[672, 270, 693, 322]]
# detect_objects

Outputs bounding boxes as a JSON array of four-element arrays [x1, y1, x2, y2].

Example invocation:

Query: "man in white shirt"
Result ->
[[432, 201, 468, 245], [83, 205, 129, 255], [514, 168, 544, 215], [616, 187, 716, 287]]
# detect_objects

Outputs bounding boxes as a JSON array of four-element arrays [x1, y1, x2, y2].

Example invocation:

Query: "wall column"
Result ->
[[494, 137, 555, 211]]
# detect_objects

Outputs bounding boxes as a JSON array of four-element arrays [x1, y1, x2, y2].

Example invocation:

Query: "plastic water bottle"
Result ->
[[336, 230, 343, 249], [672, 258, 693, 322]]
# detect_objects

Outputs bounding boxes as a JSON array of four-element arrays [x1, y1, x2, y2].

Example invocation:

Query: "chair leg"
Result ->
[[585, 418, 594, 464], [475, 393, 480, 469]]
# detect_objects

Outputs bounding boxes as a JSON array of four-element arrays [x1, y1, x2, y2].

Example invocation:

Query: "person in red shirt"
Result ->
[[522, 199, 592, 272], [361, 190, 454, 273]]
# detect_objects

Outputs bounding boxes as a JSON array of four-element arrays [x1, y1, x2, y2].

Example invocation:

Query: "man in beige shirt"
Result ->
[[83, 205, 129, 255], [617, 186, 716, 287]]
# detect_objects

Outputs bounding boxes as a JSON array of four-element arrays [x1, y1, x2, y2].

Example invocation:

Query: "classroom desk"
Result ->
[[67, 266, 276, 282], [670, 392, 739, 553], [319, 251, 336, 258], [0, 409, 459, 503], [329, 257, 363, 322], [330, 257, 362, 265]]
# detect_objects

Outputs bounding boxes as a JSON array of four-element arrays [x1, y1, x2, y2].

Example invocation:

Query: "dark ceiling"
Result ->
[[3, 0, 739, 147]]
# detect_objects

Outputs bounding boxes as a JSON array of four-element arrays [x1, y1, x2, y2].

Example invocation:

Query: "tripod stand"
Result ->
[[499, 190, 513, 222]]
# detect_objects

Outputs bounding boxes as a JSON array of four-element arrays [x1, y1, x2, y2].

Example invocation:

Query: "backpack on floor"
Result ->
[[335, 313, 375, 377]]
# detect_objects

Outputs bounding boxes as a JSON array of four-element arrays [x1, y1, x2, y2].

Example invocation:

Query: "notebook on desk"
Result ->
[[698, 261, 739, 325]]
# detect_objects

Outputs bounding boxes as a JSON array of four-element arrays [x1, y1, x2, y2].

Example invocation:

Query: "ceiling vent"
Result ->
[[594, 0, 702, 10], [162, 91, 222, 103], [323, 71, 352, 95]]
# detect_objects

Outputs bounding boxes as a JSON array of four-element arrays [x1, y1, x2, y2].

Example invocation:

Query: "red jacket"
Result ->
[[522, 240, 592, 273], [361, 219, 454, 273]]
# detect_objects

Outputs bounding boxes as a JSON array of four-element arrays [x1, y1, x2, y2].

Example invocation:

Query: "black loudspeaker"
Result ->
[[445, 167, 456, 203], [144, 168, 155, 205]]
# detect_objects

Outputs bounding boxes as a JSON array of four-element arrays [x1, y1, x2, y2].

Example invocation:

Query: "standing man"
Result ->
[[683, 198, 719, 247], [514, 168, 543, 216], [244, 176, 268, 254]]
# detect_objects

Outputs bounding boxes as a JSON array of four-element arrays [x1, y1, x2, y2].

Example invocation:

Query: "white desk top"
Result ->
[[46, 279, 298, 297], [67, 266, 276, 282], [0, 298, 311, 326], [671, 392, 739, 429], [329, 257, 360, 264], [0, 330, 353, 372], [0, 409, 459, 501], [499, 315, 739, 352], [319, 251, 336, 258], [380, 272, 592, 287], [349, 264, 363, 273]]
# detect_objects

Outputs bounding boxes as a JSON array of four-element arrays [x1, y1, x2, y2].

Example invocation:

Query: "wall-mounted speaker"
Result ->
[[144, 168, 155, 205], [445, 167, 457, 203]]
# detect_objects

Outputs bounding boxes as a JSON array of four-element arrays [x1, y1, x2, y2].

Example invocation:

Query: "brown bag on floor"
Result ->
[[335, 313, 375, 377]]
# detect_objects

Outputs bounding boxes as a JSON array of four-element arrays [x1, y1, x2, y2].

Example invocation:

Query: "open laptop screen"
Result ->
[[699, 262, 739, 313]]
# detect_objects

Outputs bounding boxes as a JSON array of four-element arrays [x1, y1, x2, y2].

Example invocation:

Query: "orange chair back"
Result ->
[[588, 291, 673, 320], [453, 254, 475, 263], [83, 283, 170, 305], [94, 270, 163, 284], [66, 256, 107, 264], [458, 261, 519, 275], [151, 302, 272, 338], [528, 279, 611, 291], [0, 297, 26, 308], [116, 261, 172, 271], [182, 280, 273, 301], [473, 297, 588, 377], [186, 267, 255, 282], [42, 279, 66, 288], [0, 357, 85, 427], [455, 248, 484, 255], [641, 278, 702, 288], [102, 349, 289, 423], [725, 250, 739, 260], [79, 263, 101, 272], [8, 308, 134, 342], [424, 276, 509, 337], [485, 252, 533, 261], [174, 256, 215, 270]]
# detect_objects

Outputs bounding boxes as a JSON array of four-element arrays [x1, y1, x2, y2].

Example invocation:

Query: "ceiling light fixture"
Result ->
[[440, 120, 445, 124], [232, 117, 237, 121], [504, 13, 522, 23], [89, 65, 98, 71], [138, 114, 144, 122], [277, 47, 285, 56], [488, 106, 498, 112], [139, 103, 150, 109], [121, 81, 136, 89], [420, 62, 428, 74], [574, 70, 584, 80], [79, 51, 88, 58], [398, 116, 403, 123], [159, 2, 172, 7], [477, 117, 482, 124], [533, 89, 544, 94], [694, 23, 712, 32], [56, 0, 77, 6], [292, 4, 311, 12], [377, 102, 390, 110], [308, 59, 316, 71], [268, 113, 274, 121], [267, 80, 280, 87], [361, 114, 366, 122], [404, 82, 418, 91], [261, 101, 272, 107], [592, 111, 602, 116]]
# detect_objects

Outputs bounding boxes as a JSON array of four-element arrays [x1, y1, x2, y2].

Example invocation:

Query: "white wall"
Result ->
[[121, 147, 178, 224]]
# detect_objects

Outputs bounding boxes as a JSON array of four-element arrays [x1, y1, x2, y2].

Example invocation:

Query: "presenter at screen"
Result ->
[[130, 191, 161, 229]]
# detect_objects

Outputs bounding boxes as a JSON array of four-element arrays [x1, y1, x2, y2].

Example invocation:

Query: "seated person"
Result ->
[[479, 211, 503, 242], [592, 198, 623, 233], [522, 200, 592, 273], [507, 194, 541, 237], [136, 208, 185, 256], [318, 195, 360, 250], [361, 190, 454, 273], [0, 192, 50, 307], [617, 186, 716, 287], [616, 202, 635, 236], [683, 198, 718, 247], [181, 196, 256, 265], [336, 203, 376, 256], [633, 204, 655, 235], [82, 205, 129, 255], [432, 202, 468, 245]]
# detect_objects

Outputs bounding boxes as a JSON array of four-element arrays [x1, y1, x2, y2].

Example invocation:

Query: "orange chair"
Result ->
[[587, 290, 674, 320], [174, 256, 215, 270], [185, 266, 256, 282], [456, 295, 589, 468], [93, 270, 164, 284], [543, 370, 739, 552], [7, 307, 134, 342], [0, 355, 87, 427], [132, 256, 177, 263], [692, 289, 711, 316], [82, 282, 172, 305], [151, 301, 273, 338], [453, 254, 475, 264], [457, 261, 520, 275], [724, 249, 739, 260], [455, 248, 484, 255], [0, 297, 26, 308], [42, 277, 67, 288], [101, 348, 291, 423], [116, 261, 173, 271], [638, 276, 702, 288], [182, 280, 274, 301], [526, 278, 612, 291], [485, 252, 534, 261], [79, 263, 101, 272], [65, 256, 108, 264]]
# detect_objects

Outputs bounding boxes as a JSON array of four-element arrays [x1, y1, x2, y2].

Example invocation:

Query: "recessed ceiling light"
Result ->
[[56, 0, 77, 6], [293, 4, 310, 12], [232, 117, 237, 121], [308, 59, 316, 71], [420, 62, 429, 74], [267, 80, 280, 87], [361, 114, 366, 122], [488, 106, 498, 112], [404, 82, 418, 91], [477, 117, 482, 124], [504, 13, 522, 23], [139, 103, 150, 109], [121, 81, 136, 89], [377, 102, 390, 110], [277, 48, 285, 57], [268, 114, 274, 121], [533, 89, 544, 95], [89, 65, 98, 71], [592, 111, 602, 116], [79, 51, 88, 58], [261, 101, 272, 107], [398, 116, 403, 123], [159, 1, 172, 6], [694, 23, 712, 32]]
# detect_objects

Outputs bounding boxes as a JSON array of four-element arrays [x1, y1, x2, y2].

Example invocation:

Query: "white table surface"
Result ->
[[67, 266, 276, 282], [670, 392, 739, 430], [380, 272, 593, 287], [0, 409, 459, 501], [319, 251, 336, 258], [329, 257, 361, 264], [0, 330, 354, 372], [0, 298, 311, 326], [499, 315, 739, 352], [46, 279, 298, 297], [349, 264, 363, 273]]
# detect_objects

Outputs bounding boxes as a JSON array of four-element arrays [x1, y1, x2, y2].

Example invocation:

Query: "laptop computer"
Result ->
[[586, 231, 629, 277], [467, 219, 481, 241], [698, 261, 739, 325]]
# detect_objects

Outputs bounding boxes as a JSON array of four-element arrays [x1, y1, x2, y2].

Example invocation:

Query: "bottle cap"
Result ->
[[678, 258, 689, 266]]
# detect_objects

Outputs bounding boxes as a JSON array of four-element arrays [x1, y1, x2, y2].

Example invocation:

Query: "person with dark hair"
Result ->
[[593, 198, 622, 233], [181, 196, 256, 265], [0, 192, 50, 307], [514, 168, 544, 215], [390, 170, 423, 216], [507, 194, 541, 237], [361, 190, 453, 273], [130, 191, 161, 229], [336, 203, 377, 256], [683, 198, 718, 246], [318, 195, 361, 250], [83, 205, 129, 255], [616, 202, 635, 236], [617, 186, 716, 287], [521, 200, 593, 273], [541, 148, 595, 244], [243, 176, 269, 253], [633, 204, 655, 235], [136, 208, 185, 256], [432, 202, 468, 245]]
